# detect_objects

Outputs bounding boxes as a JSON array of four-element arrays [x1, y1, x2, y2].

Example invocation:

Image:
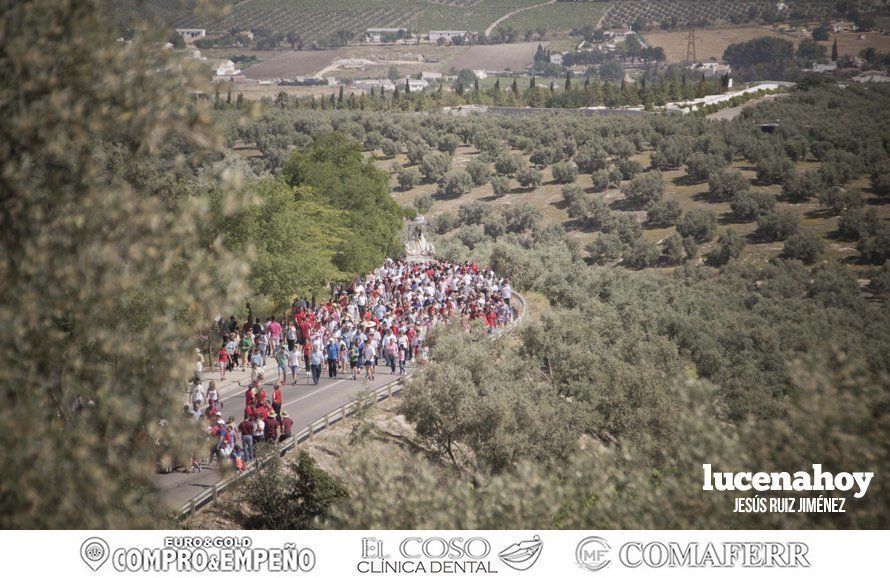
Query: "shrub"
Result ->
[[433, 212, 458, 234], [381, 139, 400, 159], [591, 169, 611, 192], [817, 187, 863, 215], [708, 170, 749, 201], [781, 232, 823, 264], [530, 147, 560, 167], [781, 170, 823, 202], [456, 224, 487, 249], [406, 141, 429, 165], [685, 152, 729, 183], [707, 229, 744, 266], [858, 228, 890, 265], [551, 161, 578, 184], [457, 201, 491, 226], [503, 204, 541, 233], [490, 175, 511, 198], [516, 167, 543, 189], [622, 239, 661, 269], [568, 195, 611, 229], [587, 233, 624, 264], [730, 190, 775, 221], [676, 209, 717, 242], [561, 184, 583, 204], [617, 158, 642, 181], [420, 152, 451, 183], [242, 452, 347, 530], [466, 158, 492, 186], [494, 153, 525, 177], [662, 234, 690, 265], [574, 144, 609, 173], [603, 213, 643, 244], [646, 199, 682, 227], [756, 210, 800, 242], [837, 208, 878, 241], [413, 193, 433, 214], [437, 169, 472, 197], [437, 133, 461, 154], [397, 167, 421, 190], [755, 154, 794, 185], [622, 171, 664, 208]]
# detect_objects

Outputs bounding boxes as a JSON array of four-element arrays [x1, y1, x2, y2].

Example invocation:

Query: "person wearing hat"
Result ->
[[264, 411, 278, 443], [278, 410, 294, 443]]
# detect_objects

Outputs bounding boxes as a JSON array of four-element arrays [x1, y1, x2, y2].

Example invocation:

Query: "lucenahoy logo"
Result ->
[[498, 536, 543, 571]]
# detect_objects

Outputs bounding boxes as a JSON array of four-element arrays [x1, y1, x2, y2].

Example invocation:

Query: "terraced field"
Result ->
[[147, 0, 550, 41]]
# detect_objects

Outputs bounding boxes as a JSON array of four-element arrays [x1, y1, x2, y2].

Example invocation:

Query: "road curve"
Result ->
[[484, 0, 556, 37]]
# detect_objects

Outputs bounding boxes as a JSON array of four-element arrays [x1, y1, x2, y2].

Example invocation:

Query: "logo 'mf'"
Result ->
[[576, 537, 611, 572]]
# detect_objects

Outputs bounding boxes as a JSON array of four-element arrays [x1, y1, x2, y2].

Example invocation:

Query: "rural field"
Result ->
[[238, 41, 547, 79], [642, 26, 798, 63], [819, 30, 890, 58], [497, 0, 609, 35], [158, 0, 579, 41], [449, 41, 545, 70]]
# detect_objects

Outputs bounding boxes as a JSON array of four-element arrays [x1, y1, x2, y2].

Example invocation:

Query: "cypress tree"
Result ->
[[474, 78, 479, 94], [511, 77, 518, 95], [530, 75, 536, 89], [831, 38, 838, 61], [338, 85, 344, 104]]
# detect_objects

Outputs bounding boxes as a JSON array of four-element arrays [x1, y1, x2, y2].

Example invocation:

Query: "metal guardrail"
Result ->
[[177, 291, 526, 519]]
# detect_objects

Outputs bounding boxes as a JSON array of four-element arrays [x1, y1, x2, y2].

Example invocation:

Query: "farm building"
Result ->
[[400, 78, 429, 91], [354, 79, 396, 92], [420, 71, 443, 81], [364, 28, 409, 43], [175, 28, 206, 43], [429, 30, 469, 43], [690, 61, 732, 78], [550, 53, 564, 65], [211, 60, 241, 79]]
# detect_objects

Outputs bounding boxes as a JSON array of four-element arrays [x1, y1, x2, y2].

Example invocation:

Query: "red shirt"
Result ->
[[264, 418, 278, 440], [273, 389, 282, 404]]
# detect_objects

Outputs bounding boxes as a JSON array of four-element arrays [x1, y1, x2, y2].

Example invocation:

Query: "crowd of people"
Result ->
[[184, 258, 514, 472]]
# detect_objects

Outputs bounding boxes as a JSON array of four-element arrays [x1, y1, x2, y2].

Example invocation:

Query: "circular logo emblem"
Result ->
[[576, 536, 611, 572]]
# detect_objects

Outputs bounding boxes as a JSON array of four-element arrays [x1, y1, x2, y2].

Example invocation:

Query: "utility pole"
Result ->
[[684, 27, 696, 69]]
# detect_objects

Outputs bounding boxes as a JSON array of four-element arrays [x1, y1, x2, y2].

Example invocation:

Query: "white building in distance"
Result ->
[[429, 30, 469, 43], [175, 28, 206, 43]]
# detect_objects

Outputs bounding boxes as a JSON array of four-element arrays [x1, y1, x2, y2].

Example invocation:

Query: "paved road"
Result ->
[[155, 362, 413, 509]]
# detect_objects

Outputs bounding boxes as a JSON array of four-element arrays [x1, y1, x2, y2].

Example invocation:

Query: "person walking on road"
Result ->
[[326, 338, 339, 379], [217, 345, 229, 380], [288, 346, 300, 385], [272, 383, 283, 423], [275, 344, 288, 385], [309, 345, 324, 385], [238, 415, 254, 461]]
